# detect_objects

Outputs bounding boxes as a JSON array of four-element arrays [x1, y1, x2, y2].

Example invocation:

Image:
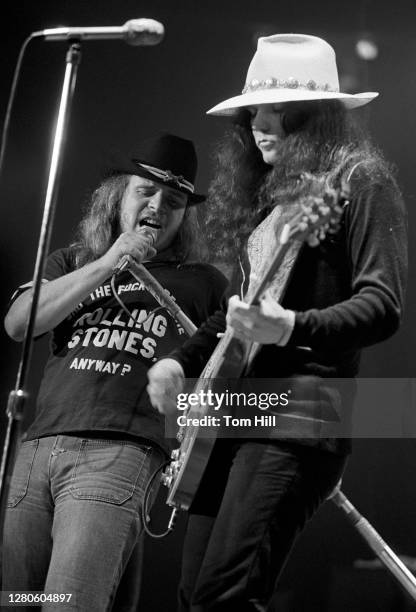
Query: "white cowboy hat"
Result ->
[[207, 34, 378, 116]]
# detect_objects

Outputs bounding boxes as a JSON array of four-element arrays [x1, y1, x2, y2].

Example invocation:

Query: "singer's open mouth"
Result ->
[[139, 218, 162, 230]]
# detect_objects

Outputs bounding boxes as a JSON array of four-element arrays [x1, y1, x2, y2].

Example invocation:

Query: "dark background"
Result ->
[[0, 1, 415, 610]]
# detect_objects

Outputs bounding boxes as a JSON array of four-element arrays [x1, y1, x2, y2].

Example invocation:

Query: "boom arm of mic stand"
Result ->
[[329, 486, 416, 601], [123, 256, 198, 337]]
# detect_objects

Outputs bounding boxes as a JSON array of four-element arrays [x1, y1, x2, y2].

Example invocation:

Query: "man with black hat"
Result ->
[[3, 133, 227, 610]]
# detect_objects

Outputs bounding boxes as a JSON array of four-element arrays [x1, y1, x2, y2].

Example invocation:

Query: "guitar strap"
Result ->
[[246, 202, 303, 303], [242, 202, 304, 372]]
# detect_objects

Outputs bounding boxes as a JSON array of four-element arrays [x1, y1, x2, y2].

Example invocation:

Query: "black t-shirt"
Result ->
[[20, 248, 227, 453]]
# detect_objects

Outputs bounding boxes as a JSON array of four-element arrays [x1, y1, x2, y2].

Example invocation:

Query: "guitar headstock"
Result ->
[[284, 173, 347, 247]]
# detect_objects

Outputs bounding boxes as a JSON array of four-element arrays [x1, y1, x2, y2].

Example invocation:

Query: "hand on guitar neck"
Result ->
[[227, 290, 295, 346], [147, 357, 185, 415]]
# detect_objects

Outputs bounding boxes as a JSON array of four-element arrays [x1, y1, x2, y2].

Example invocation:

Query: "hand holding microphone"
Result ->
[[105, 225, 159, 275]]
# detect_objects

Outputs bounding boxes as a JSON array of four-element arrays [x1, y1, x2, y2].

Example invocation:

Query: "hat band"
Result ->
[[242, 77, 338, 95], [137, 162, 195, 193]]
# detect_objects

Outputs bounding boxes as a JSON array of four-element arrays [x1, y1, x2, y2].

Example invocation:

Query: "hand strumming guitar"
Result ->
[[147, 358, 185, 415]]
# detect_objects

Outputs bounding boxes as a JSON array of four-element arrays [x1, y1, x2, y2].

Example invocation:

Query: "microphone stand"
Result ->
[[0, 41, 82, 523], [329, 485, 416, 601]]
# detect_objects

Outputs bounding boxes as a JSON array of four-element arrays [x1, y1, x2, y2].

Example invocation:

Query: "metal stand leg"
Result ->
[[329, 485, 416, 601]]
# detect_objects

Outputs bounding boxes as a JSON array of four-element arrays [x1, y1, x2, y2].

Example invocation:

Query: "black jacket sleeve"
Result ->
[[289, 175, 407, 351]]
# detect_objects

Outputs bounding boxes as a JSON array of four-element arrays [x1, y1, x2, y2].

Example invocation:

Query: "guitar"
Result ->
[[162, 175, 347, 510]]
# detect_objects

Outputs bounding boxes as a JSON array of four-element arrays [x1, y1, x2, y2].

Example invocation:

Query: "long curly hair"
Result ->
[[72, 174, 203, 267], [203, 100, 396, 263]]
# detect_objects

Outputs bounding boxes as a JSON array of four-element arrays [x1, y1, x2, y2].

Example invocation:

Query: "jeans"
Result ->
[[2, 435, 164, 611], [178, 440, 347, 612]]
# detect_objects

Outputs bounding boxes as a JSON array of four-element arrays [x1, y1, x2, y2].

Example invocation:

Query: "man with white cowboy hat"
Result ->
[[148, 35, 407, 610], [3, 133, 227, 610]]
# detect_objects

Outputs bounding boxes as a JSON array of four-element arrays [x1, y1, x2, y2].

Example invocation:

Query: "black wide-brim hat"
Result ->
[[105, 133, 206, 204]]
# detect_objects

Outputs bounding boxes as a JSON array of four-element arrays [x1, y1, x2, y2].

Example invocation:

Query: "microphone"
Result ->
[[114, 226, 159, 274], [34, 19, 165, 46]]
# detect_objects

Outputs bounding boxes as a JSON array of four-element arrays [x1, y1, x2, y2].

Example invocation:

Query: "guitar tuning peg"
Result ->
[[306, 234, 320, 247], [318, 227, 327, 241]]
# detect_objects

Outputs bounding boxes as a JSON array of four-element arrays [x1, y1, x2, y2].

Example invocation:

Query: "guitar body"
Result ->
[[166, 334, 251, 510], [166, 421, 215, 510]]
